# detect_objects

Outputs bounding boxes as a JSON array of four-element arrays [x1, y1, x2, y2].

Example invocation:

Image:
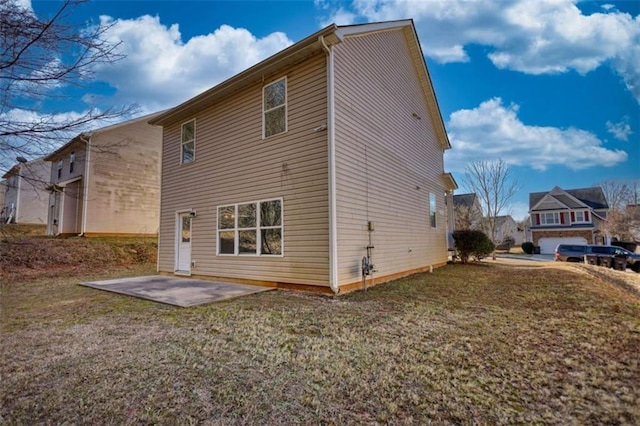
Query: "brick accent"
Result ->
[[532, 229, 594, 246]]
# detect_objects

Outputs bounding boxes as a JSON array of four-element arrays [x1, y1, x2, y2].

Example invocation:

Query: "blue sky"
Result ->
[[12, 0, 640, 219]]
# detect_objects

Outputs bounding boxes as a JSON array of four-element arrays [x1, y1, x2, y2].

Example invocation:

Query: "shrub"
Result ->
[[453, 229, 495, 264], [521, 242, 534, 254]]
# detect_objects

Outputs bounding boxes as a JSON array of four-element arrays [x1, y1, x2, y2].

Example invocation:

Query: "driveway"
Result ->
[[496, 253, 555, 262], [81, 275, 275, 307]]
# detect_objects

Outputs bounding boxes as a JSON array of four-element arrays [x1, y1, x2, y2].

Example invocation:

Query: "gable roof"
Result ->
[[453, 193, 478, 209], [44, 111, 163, 162], [529, 186, 609, 210], [149, 20, 450, 150]]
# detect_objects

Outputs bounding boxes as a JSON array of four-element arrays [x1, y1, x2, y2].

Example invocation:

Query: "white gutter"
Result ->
[[319, 35, 339, 295], [79, 135, 91, 236]]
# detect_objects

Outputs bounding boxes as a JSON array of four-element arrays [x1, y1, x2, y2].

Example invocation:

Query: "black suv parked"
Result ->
[[555, 244, 640, 272]]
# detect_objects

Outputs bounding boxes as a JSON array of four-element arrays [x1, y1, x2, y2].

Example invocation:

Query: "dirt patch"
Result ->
[[0, 236, 157, 284]]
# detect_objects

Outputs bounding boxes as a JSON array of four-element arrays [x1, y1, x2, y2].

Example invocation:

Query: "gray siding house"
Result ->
[[150, 20, 456, 294], [44, 113, 163, 236]]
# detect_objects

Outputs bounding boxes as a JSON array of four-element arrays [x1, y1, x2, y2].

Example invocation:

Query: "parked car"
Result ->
[[555, 244, 640, 272], [554, 244, 587, 262]]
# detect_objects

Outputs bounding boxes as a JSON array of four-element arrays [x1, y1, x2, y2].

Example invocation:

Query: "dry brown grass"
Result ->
[[2, 260, 639, 424]]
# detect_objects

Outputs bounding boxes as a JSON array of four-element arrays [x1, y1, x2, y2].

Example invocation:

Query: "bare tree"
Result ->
[[597, 179, 632, 211], [596, 179, 640, 243], [0, 0, 136, 170], [465, 159, 520, 259]]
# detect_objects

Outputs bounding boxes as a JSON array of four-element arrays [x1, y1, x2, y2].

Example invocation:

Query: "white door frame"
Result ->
[[175, 211, 193, 275]]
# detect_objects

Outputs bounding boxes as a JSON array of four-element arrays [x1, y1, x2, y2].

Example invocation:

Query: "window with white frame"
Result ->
[[429, 193, 437, 228], [69, 151, 75, 174], [573, 211, 589, 223], [540, 212, 560, 225], [56, 160, 63, 179], [181, 120, 195, 164], [263, 78, 287, 138], [217, 199, 283, 255]]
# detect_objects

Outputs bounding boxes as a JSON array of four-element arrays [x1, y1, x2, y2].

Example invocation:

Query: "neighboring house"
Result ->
[[453, 193, 483, 230], [493, 215, 522, 246], [0, 180, 6, 222], [529, 186, 609, 254], [1, 158, 51, 225], [149, 20, 456, 294], [44, 113, 163, 236]]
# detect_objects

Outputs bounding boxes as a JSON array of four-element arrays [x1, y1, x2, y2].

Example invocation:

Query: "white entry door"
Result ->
[[176, 213, 192, 274]]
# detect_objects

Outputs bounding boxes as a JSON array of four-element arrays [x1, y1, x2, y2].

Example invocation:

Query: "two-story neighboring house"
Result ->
[[44, 113, 163, 236], [529, 186, 609, 254], [149, 20, 457, 294], [1, 157, 51, 225]]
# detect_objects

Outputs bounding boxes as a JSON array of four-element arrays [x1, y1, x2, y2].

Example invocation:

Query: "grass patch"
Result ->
[[2, 261, 639, 424]]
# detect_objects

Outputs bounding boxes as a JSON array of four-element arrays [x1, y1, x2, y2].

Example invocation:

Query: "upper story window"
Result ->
[[181, 120, 195, 164], [429, 193, 437, 228], [56, 160, 63, 179], [540, 212, 560, 225], [69, 151, 75, 174], [217, 198, 283, 256], [263, 78, 287, 138], [572, 210, 590, 223]]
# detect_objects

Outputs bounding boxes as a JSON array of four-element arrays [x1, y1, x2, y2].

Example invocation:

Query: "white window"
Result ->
[[540, 212, 560, 225], [181, 120, 195, 164], [263, 78, 287, 138], [217, 199, 283, 256], [56, 160, 63, 179], [69, 151, 75, 174], [429, 193, 437, 228], [574, 211, 589, 223]]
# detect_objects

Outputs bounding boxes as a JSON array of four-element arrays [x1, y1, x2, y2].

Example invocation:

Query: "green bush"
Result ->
[[521, 242, 534, 254], [453, 229, 495, 264]]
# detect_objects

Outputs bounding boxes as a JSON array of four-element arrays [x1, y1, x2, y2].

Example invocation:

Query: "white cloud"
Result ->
[[606, 118, 633, 141], [320, 0, 640, 103], [444, 98, 628, 172], [90, 15, 293, 112]]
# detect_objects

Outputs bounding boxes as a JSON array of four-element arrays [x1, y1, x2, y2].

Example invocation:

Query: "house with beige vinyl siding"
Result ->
[[1, 157, 50, 225], [150, 20, 456, 294], [44, 113, 163, 236]]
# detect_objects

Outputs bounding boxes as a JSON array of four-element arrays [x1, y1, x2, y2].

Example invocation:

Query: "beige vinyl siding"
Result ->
[[158, 53, 330, 286], [85, 120, 162, 235], [49, 141, 86, 185], [9, 159, 51, 225], [334, 28, 448, 285]]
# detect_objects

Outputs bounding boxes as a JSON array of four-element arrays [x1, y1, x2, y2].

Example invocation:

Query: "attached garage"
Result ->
[[538, 237, 588, 254]]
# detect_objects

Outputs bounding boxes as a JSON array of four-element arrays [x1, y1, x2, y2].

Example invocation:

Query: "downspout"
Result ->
[[320, 35, 339, 295], [79, 134, 91, 236], [15, 165, 22, 222]]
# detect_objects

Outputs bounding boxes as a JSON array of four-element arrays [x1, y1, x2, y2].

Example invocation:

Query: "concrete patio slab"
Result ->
[[80, 275, 275, 307]]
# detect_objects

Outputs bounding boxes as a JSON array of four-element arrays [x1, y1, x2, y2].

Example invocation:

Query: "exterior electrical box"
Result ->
[[368, 221, 375, 232]]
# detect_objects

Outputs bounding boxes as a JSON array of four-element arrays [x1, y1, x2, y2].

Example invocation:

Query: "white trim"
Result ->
[[15, 165, 22, 222], [216, 198, 284, 257], [335, 20, 413, 41], [320, 35, 339, 294], [262, 76, 288, 139], [180, 119, 196, 164], [174, 210, 193, 275], [80, 136, 91, 235]]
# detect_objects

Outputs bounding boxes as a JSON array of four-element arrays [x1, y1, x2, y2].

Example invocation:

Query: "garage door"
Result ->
[[538, 237, 588, 254]]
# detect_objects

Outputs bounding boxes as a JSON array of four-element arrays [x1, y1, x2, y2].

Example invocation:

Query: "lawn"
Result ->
[[2, 259, 639, 424]]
